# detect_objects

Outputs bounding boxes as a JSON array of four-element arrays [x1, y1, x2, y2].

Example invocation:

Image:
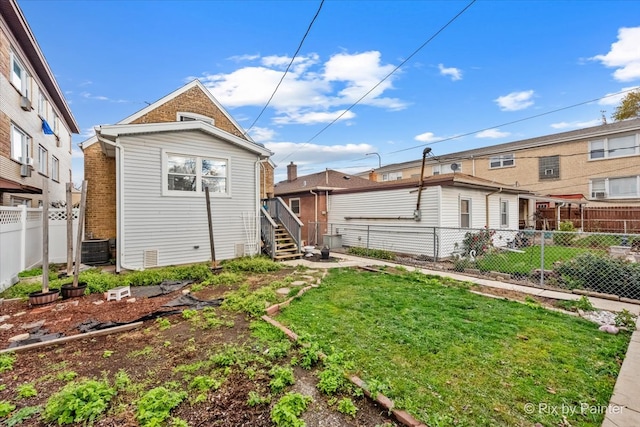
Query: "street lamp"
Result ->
[[366, 152, 381, 168]]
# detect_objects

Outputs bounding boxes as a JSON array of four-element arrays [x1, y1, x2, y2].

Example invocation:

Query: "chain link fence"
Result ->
[[317, 222, 640, 301]]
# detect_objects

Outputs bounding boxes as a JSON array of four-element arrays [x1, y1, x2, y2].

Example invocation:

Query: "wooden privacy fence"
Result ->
[[537, 206, 640, 233]]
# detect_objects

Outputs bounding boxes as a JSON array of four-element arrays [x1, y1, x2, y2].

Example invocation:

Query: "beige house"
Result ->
[[0, 0, 79, 206], [365, 118, 640, 227]]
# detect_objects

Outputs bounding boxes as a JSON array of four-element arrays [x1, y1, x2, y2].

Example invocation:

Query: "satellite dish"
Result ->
[[450, 163, 459, 172]]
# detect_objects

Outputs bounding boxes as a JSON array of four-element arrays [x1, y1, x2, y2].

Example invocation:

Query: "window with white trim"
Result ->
[[500, 200, 509, 228], [38, 145, 48, 175], [589, 134, 639, 160], [177, 112, 214, 125], [52, 156, 59, 182], [37, 89, 47, 117], [289, 198, 301, 216], [382, 171, 402, 181], [460, 198, 471, 228], [164, 152, 228, 195], [538, 155, 559, 180], [489, 153, 514, 169], [10, 52, 29, 97], [590, 176, 640, 199], [433, 163, 462, 175], [11, 124, 30, 163]]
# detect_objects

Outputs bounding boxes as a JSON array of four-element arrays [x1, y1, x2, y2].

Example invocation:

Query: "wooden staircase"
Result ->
[[274, 223, 302, 260]]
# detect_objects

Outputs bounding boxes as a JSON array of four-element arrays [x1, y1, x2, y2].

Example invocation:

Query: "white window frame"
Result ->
[[162, 149, 230, 197], [37, 89, 47, 118], [52, 156, 59, 182], [589, 134, 639, 160], [289, 198, 301, 216], [38, 145, 48, 175], [489, 153, 515, 169], [590, 176, 640, 199], [11, 124, 31, 163], [176, 112, 214, 125], [460, 198, 472, 228], [433, 163, 462, 175], [500, 199, 509, 228], [382, 171, 403, 181], [10, 52, 29, 97]]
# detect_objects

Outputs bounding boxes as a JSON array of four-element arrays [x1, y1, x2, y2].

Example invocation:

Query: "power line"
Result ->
[[243, 0, 325, 137], [385, 88, 639, 156], [278, 0, 477, 164]]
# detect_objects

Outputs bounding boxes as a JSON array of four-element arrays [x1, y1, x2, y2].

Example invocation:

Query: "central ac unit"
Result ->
[[20, 164, 31, 177], [592, 191, 607, 199], [20, 96, 31, 111]]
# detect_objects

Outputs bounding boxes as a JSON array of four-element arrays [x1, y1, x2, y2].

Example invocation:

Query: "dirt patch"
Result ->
[[0, 272, 396, 427]]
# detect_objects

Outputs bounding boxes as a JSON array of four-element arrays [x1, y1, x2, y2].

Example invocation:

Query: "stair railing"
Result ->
[[263, 197, 303, 254], [260, 206, 277, 260]]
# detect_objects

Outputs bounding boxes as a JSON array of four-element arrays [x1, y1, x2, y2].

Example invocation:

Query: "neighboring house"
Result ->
[[81, 80, 272, 271], [328, 173, 525, 258], [274, 162, 381, 245], [362, 119, 640, 226], [0, 0, 79, 206]]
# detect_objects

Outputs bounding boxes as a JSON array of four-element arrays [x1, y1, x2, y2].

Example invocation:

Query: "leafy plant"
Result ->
[[102, 350, 114, 358], [269, 365, 295, 393], [557, 295, 595, 312], [270, 392, 312, 427], [0, 352, 16, 373], [365, 378, 390, 400], [316, 352, 353, 396], [0, 401, 16, 417], [43, 379, 116, 424], [247, 390, 271, 407], [114, 370, 132, 391], [189, 375, 222, 392], [170, 418, 189, 427], [156, 318, 172, 331], [461, 228, 495, 257], [298, 342, 322, 369], [615, 309, 637, 329], [347, 246, 396, 260], [554, 221, 577, 246], [221, 256, 282, 273], [16, 383, 37, 399], [55, 371, 78, 382], [336, 397, 358, 417], [136, 387, 187, 427], [5, 405, 41, 426]]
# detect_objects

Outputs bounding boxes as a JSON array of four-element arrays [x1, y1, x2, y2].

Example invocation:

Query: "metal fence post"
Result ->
[[366, 225, 370, 252], [539, 230, 545, 287], [433, 227, 437, 266]]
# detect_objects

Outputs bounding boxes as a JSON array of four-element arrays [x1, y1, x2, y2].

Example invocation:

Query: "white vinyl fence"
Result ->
[[0, 206, 79, 291]]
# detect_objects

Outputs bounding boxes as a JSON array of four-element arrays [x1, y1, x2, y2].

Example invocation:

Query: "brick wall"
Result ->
[[84, 143, 116, 239], [130, 86, 246, 139]]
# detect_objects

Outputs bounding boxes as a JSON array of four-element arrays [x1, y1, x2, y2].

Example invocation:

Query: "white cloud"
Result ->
[[200, 50, 407, 125], [494, 90, 535, 111], [228, 54, 260, 62], [598, 86, 640, 106], [438, 63, 462, 81], [79, 92, 130, 103], [71, 146, 84, 159], [414, 132, 442, 143], [79, 127, 96, 139], [550, 119, 602, 130], [247, 126, 276, 142], [592, 27, 640, 82], [475, 128, 510, 139], [266, 141, 375, 174]]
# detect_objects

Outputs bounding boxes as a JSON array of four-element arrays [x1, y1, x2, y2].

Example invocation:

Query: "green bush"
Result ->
[[0, 352, 16, 373], [461, 228, 494, 257], [554, 221, 577, 246], [336, 397, 358, 417], [269, 366, 295, 393], [347, 247, 395, 260], [554, 253, 640, 299], [221, 256, 281, 273], [0, 401, 16, 417], [271, 392, 312, 427], [43, 379, 116, 424], [5, 405, 41, 426], [136, 387, 186, 427]]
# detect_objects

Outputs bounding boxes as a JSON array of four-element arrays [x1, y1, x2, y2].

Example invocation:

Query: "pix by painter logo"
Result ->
[[523, 402, 623, 416]]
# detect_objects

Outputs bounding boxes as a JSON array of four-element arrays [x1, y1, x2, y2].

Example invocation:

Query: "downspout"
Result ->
[[255, 158, 263, 256], [485, 188, 503, 229], [310, 189, 318, 244], [556, 202, 566, 230], [414, 147, 432, 221]]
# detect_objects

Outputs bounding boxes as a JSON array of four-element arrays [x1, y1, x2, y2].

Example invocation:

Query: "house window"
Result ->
[[52, 156, 59, 182], [11, 124, 30, 163], [289, 198, 301, 216], [590, 176, 640, 199], [38, 145, 48, 175], [489, 153, 514, 169], [164, 152, 228, 195], [177, 112, 214, 125], [53, 112, 59, 134], [433, 163, 462, 175], [460, 198, 471, 228], [37, 89, 47, 117], [589, 134, 639, 160], [10, 52, 29, 97], [538, 155, 559, 180], [382, 172, 402, 181], [500, 200, 509, 228]]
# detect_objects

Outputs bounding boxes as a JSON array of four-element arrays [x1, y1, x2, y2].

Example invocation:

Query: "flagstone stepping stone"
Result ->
[[301, 275, 315, 280], [21, 320, 45, 330], [0, 315, 10, 322], [8, 333, 29, 342], [13, 311, 26, 317], [290, 281, 306, 287], [306, 270, 319, 274], [276, 287, 291, 296], [0, 324, 14, 331]]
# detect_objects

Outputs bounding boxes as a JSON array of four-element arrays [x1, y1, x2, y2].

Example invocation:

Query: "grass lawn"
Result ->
[[277, 268, 631, 427], [476, 245, 602, 275]]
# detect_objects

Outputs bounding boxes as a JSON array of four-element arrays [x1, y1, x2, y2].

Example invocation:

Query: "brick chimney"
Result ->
[[287, 162, 297, 182], [368, 169, 378, 182]]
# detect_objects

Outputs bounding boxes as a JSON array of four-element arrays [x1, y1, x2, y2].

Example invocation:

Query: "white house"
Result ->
[[327, 173, 525, 259]]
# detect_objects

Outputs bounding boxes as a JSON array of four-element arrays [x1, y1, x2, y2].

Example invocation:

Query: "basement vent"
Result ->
[[143, 249, 159, 268], [235, 243, 245, 257]]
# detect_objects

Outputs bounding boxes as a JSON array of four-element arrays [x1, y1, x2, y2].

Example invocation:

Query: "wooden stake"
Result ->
[[205, 187, 218, 269], [73, 181, 87, 287], [42, 180, 49, 293], [66, 182, 73, 275]]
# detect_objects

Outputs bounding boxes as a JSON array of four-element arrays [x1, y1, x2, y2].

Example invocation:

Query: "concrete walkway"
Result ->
[[282, 253, 640, 427]]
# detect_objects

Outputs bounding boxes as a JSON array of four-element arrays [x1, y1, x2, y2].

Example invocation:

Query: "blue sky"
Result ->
[[18, 0, 640, 183]]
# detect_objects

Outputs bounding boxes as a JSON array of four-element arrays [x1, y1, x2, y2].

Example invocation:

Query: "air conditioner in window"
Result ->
[[22, 157, 34, 166], [592, 191, 607, 199], [20, 164, 31, 177], [20, 96, 31, 111]]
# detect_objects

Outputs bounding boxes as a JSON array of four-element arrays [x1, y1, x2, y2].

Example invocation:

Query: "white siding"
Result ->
[[119, 131, 259, 269], [328, 187, 440, 256]]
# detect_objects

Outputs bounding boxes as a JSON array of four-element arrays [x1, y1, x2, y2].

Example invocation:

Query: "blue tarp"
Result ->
[[42, 119, 54, 135]]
